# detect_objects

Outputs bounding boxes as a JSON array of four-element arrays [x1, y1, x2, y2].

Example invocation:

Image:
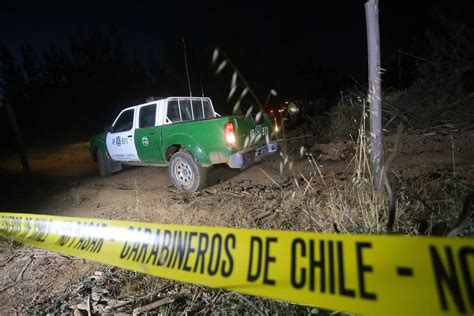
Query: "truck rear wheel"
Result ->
[[169, 151, 207, 192]]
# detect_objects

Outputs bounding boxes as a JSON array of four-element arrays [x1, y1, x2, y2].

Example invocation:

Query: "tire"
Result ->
[[97, 149, 112, 177], [169, 151, 207, 192]]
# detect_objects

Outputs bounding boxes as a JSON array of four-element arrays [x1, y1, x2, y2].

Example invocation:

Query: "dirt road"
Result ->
[[0, 140, 298, 231]]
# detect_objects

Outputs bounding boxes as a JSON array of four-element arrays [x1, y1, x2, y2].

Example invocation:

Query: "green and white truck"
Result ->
[[90, 97, 279, 192]]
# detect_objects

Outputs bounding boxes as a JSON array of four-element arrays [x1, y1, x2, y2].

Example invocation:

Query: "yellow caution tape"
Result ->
[[0, 212, 472, 315]]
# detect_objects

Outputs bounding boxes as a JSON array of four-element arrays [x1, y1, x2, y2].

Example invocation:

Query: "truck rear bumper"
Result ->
[[227, 141, 279, 169]]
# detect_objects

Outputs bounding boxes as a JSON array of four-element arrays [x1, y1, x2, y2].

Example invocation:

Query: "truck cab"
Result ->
[[103, 97, 217, 162]]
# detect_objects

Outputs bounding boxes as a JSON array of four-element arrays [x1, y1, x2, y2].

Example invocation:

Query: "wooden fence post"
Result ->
[[365, 0, 383, 191]]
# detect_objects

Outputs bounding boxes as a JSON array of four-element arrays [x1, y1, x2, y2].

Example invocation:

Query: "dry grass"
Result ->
[[268, 99, 389, 235]]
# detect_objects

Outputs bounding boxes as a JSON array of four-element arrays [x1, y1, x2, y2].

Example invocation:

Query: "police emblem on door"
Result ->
[[142, 136, 149, 147]]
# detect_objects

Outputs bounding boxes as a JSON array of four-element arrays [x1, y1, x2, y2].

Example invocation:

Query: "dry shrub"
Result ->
[[284, 112, 389, 234], [328, 102, 362, 141]]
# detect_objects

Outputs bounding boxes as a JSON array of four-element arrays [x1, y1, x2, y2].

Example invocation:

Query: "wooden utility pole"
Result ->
[[2, 102, 31, 178], [365, 0, 383, 191]]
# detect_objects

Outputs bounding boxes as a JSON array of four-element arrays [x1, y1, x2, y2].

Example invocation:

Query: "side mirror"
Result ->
[[104, 125, 112, 133]]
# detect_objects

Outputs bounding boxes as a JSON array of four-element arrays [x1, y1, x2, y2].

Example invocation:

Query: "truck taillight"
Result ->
[[224, 121, 236, 146]]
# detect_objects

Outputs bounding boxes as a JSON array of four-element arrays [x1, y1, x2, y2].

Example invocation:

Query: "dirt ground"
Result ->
[[1, 130, 473, 313]]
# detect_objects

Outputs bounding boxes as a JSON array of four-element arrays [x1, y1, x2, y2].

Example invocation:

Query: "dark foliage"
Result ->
[[0, 31, 152, 146], [0, 28, 341, 148]]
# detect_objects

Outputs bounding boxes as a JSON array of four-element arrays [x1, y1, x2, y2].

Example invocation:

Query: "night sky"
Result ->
[[1, 0, 445, 81], [0, 0, 472, 145]]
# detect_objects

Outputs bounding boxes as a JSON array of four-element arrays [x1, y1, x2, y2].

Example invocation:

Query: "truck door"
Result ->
[[134, 103, 165, 163], [106, 108, 139, 161]]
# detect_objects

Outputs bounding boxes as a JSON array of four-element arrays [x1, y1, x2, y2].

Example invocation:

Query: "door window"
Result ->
[[112, 109, 134, 133], [139, 104, 156, 128]]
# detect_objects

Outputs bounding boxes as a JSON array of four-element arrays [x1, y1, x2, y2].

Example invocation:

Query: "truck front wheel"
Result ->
[[96, 149, 122, 177], [97, 149, 112, 177], [169, 151, 207, 192]]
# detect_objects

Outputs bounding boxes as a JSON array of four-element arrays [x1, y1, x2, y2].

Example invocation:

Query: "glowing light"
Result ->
[[224, 121, 236, 146]]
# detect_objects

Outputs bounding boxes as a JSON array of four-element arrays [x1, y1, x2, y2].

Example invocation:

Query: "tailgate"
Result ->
[[233, 115, 273, 151]]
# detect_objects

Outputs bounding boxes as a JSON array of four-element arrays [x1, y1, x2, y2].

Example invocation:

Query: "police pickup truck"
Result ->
[[90, 97, 278, 192]]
